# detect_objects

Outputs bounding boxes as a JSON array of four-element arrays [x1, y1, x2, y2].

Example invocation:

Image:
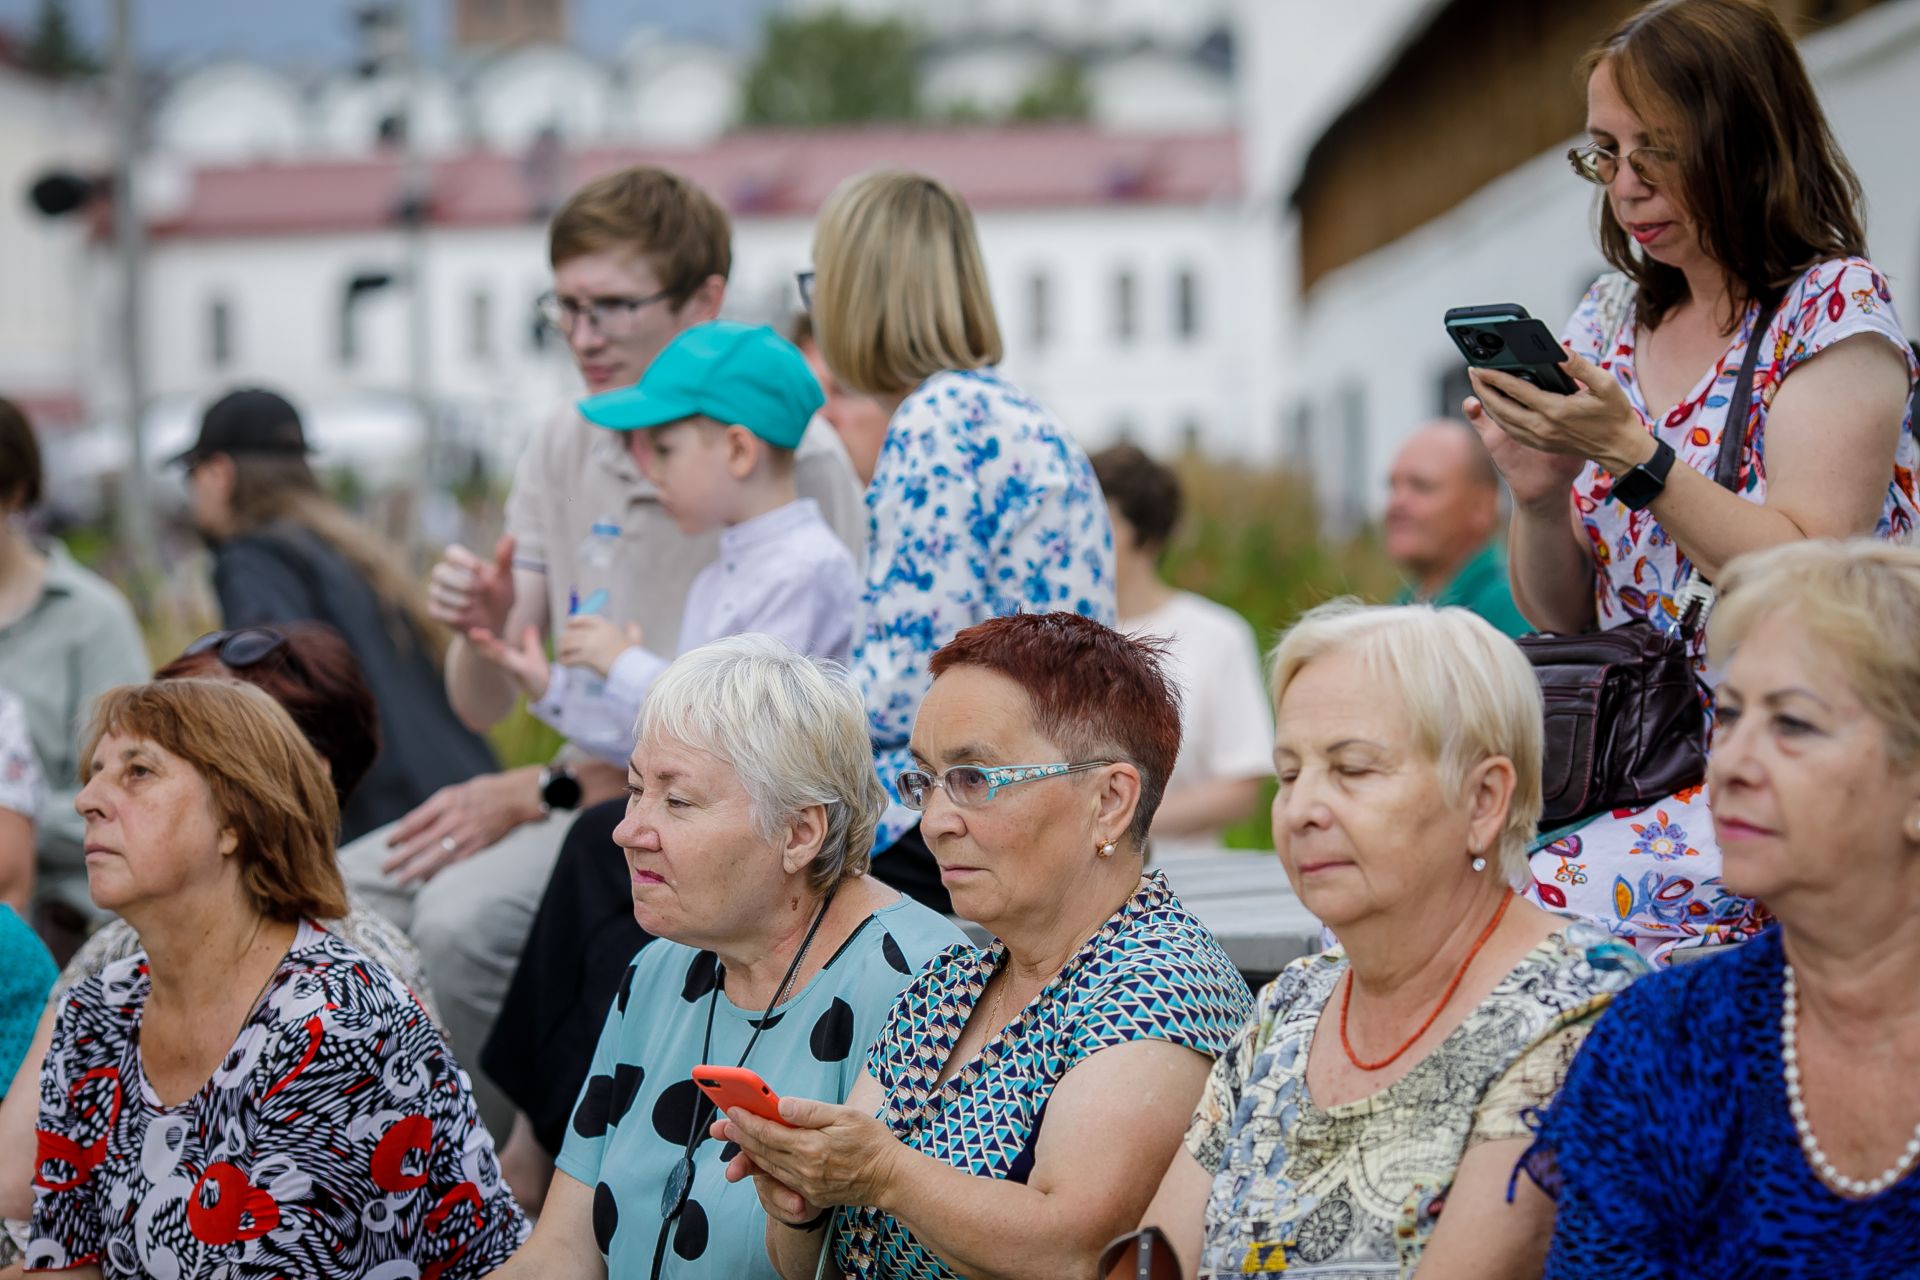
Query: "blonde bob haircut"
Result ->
[[636, 633, 886, 894], [811, 170, 1004, 397], [81, 679, 347, 923], [1269, 600, 1543, 882], [1710, 539, 1920, 763]]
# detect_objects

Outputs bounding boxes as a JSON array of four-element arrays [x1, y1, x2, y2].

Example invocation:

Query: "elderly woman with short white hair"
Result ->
[[1131, 602, 1647, 1280], [490, 634, 964, 1280]]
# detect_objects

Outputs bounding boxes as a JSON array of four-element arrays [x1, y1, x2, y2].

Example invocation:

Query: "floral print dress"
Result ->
[[1531, 258, 1919, 964], [853, 367, 1115, 852]]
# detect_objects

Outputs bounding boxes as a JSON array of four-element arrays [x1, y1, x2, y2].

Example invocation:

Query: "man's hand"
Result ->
[[467, 626, 553, 700], [381, 767, 546, 886], [428, 534, 518, 637], [555, 616, 644, 678]]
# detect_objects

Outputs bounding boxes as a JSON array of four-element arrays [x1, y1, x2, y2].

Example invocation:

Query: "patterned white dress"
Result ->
[[1529, 258, 1918, 964]]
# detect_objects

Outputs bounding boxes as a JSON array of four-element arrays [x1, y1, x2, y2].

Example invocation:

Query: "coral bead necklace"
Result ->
[[1340, 888, 1515, 1072]]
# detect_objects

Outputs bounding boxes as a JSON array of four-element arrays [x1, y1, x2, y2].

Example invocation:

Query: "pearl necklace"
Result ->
[[1781, 963, 1920, 1197]]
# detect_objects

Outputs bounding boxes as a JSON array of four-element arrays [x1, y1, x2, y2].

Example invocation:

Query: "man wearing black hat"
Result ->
[[177, 387, 497, 846]]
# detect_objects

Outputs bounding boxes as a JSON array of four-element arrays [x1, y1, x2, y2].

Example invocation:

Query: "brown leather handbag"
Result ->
[[1519, 290, 1777, 828]]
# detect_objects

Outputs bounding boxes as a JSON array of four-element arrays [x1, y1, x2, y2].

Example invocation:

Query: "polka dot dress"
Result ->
[[555, 897, 964, 1278]]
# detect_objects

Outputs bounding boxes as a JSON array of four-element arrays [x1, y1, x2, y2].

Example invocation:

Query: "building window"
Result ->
[[1114, 269, 1136, 343], [470, 287, 493, 360], [1286, 402, 1313, 474], [1028, 271, 1051, 350], [1438, 364, 1474, 420], [1339, 384, 1369, 530], [338, 296, 358, 367], [1174, 269, 1199, 340], [207, 297, 233, 370]]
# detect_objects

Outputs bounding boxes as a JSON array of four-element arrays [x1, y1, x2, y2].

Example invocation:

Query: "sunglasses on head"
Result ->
[[183, 627, 290, 669]]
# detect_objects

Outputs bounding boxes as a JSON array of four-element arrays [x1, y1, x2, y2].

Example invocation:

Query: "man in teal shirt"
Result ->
[[1385, 420, 1532, 637]]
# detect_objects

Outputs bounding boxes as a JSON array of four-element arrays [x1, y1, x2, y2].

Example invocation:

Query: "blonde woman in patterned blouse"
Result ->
[[1133, 603, 1646, 1280]]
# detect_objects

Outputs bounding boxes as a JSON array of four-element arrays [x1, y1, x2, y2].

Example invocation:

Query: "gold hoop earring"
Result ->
[[1097, 839, 1118, 859]]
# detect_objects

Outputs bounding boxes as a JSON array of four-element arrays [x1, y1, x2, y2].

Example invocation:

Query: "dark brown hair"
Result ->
[[929, 613, 1181, 848], [548, 166, 732, 305], [1584, 0, 1866, 329], [0, 397, 43, 510], [82, 679, 348, 923], [156, 622, 380, 812], [1091, 444, 1182, 553]]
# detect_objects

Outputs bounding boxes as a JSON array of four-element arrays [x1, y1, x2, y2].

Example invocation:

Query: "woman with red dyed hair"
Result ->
[[716, 612, 1254, 1280]]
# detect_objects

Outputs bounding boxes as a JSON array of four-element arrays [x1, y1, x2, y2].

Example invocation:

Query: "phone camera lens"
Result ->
[[1465, 329, 1504, 360]]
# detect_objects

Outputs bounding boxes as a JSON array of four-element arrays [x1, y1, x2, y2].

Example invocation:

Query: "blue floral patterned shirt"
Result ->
[[854, 368, 1115, 852]]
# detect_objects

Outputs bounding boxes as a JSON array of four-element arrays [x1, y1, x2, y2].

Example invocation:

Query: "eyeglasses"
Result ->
[[795, 270, 815, 313], [183, 627, 290, 669], [895, 760, 1114, 811], [534, 288, 675, 337], [1567, 141, 1676, 188]]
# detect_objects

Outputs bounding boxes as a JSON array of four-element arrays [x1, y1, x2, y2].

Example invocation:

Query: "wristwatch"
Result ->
[[538, 764, 582, 814], [1612, 437, 1677, 511]]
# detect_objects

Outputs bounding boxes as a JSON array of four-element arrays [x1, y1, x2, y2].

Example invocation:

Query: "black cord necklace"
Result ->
[[649, 885, 839, 1279]]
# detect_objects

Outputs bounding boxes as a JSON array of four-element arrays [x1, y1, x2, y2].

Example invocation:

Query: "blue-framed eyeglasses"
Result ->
[[895, 760, 1114, 811]]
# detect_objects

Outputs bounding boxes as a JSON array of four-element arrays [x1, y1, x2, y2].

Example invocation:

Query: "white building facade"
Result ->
[[84, 127, 1252, 488]]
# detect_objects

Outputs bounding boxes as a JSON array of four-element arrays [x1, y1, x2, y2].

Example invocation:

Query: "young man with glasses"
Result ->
[[335, 167, 864, 1142]]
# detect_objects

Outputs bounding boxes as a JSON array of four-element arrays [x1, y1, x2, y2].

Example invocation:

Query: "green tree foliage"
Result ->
[[1011, 57, 1093, 123], [23, 0, 95, 78], [741, 10, 921, 127]]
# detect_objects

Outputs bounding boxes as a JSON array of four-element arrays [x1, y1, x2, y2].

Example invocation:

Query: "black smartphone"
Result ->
[[1444, 303, 1579, 395]]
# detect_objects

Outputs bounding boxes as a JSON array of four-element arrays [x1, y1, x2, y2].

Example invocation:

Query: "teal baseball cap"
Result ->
[[577, 321, 824, 449]]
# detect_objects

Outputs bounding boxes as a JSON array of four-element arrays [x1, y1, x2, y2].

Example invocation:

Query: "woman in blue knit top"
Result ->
[[1521, 540, 1920, 1277]]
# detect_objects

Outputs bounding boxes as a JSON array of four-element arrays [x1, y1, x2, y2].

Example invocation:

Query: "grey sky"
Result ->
[[0, 0, 781, 72]]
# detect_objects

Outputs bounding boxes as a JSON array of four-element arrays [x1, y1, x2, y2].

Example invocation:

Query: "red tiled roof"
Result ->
[[148, 123, 1241, 239]]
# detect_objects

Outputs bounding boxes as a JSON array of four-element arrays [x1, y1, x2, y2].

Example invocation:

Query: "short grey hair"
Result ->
[[1268, 600, 1544, 883], [636, 633, 886, 892]]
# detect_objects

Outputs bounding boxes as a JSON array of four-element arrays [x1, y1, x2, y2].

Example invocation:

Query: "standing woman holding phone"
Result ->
[[1466, 0, 1918, 964]]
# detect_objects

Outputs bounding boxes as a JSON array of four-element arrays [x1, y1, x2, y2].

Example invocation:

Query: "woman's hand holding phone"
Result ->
[[1465, 391, 1592, 508], [1468, 349, 1653, 480]]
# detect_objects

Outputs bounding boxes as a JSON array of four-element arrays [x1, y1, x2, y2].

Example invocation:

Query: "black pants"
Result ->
[[480, 808, 950, 1156], [481, 798, 651, 1156]]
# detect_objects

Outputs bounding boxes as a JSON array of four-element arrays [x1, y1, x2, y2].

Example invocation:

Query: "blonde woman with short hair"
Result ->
[[1131, 602, 1647, 1280], [1521, 540, 1920, 1275], [807, 170, 1115, 907]]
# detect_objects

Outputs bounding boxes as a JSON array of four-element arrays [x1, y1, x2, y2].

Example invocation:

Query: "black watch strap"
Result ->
[[540, 765, 583, 812], [1613, 437, 1677, 511]]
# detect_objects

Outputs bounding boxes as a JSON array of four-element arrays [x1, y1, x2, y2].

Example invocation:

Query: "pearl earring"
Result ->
[[1470, 846, 1487, 873], [1097, 839, 1117, 858]]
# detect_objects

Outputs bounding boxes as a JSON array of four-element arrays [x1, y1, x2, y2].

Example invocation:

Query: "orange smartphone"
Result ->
[[692, 1065, 788, 1125]]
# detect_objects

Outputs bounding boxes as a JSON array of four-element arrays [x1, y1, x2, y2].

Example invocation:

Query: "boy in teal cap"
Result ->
[[472, 321, 861, 761]]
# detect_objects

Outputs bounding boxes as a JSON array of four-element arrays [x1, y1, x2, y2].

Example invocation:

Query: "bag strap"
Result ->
[[1711, 298, 1783, 491]]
